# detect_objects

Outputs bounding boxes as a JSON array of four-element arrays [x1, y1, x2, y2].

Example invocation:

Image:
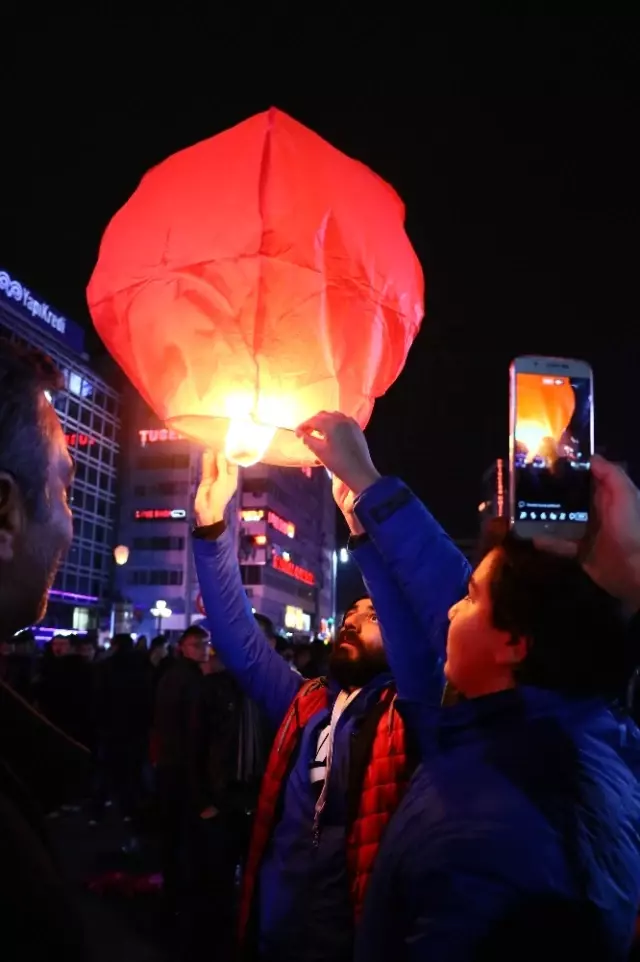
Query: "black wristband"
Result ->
[[348, 533, 371, 550], [192, 520, 227, 541]]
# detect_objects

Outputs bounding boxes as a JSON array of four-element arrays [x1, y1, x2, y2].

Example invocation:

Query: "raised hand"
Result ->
[[296, 411, 380, 496], [536, 455, 640, 611], [195, 451, 239, 527]]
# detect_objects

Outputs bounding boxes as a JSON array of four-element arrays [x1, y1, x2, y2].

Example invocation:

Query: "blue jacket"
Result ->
[[351, 481, 640, 962], [192, 479, 468, 962]]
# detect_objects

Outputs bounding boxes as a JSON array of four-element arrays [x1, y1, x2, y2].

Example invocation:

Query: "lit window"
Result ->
[[73, 607, 90, 630], [68, 372, 83, 396]]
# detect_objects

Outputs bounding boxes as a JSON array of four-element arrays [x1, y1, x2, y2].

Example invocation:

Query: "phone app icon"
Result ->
[[530, 512, 537, 520], [540, 512, 547, 520], [549, 513, 557, 521], [519, 511, 527, 519]]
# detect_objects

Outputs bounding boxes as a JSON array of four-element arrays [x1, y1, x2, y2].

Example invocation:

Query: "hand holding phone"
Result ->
[[535, 456, 640, 613], [509, 356, 593, 541]]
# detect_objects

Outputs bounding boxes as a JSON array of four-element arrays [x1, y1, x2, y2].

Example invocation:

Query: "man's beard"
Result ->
[[0, 527, 63, 640], [328, 630, 389, 690]]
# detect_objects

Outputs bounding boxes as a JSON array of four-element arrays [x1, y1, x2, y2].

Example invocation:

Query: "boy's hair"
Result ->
[[477, 518, 628, 698]]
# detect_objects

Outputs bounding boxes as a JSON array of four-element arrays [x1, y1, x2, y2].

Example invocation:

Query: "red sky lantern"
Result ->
[[87, 108, 424, 466]]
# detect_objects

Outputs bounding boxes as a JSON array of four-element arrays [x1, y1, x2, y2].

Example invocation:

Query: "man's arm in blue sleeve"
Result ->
[[193, 525, 301, 728], [350, 535, 447, 709], [353, 477, 471, 695]]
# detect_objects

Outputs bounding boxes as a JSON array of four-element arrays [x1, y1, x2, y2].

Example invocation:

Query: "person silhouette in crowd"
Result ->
[[153, 625, 211, 918], [7, 628, 37, 701], [93, 633, 153, 823], [192, 448, 468, 962], [298, 411, 640, 962], [0, 339, 90, 959], [186, 641, 271, 959]]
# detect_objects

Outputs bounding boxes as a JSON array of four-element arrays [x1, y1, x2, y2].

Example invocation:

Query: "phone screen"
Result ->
[[513, 372, 592, 525]]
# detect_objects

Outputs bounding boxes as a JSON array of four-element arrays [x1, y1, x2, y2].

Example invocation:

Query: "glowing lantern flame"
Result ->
[[224, 417, 277, 468]]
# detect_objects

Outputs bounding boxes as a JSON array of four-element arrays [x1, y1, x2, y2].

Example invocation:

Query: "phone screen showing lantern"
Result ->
[[513, 372, 592, 525]]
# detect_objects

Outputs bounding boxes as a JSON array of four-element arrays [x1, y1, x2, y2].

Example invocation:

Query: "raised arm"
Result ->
[[193, 453, 301, 728], [298, 414, 470, 710]]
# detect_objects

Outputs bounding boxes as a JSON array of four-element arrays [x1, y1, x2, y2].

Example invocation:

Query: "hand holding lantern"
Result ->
[[195, 451, 239, 528], [297, 411, 381, 497]]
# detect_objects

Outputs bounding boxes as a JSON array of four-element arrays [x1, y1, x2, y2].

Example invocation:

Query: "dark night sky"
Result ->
[[2, 21, 639, 537]]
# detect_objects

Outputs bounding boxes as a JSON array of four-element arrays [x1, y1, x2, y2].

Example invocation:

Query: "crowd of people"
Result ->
[[3, 337, 640, 961]]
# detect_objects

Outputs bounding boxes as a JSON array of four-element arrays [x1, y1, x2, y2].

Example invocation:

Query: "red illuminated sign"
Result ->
[[272, 553, 315, 585], [240, 508, 295, 538], [134, 508, 187, 520], [268, 511, 295, 538], [138, 428, 183, 446], [65, 433, 95, 447]]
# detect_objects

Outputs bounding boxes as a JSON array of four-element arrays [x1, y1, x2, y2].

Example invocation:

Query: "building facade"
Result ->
[[0, 267, 121, 639], [114, 390, 337, 640]]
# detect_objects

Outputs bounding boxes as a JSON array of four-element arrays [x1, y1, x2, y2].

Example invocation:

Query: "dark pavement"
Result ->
[[49, 808, 169, 961]]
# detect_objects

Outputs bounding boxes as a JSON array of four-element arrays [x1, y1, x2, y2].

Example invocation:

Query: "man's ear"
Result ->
[[0, 472, 25, 563], [495, 633, 529, 668]]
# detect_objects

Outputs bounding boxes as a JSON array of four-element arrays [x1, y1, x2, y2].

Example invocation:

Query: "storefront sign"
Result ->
[[272, 553, 315, 585], [241, 509, 264, 522], [65, 433, 95, 447], [0, 268, 85, 354], [268, 511, 295, 538], [240, 508, 295, 538], [284, 605, 311, 631], [138, 428, 183, 446], [134, 508, 187, 520]]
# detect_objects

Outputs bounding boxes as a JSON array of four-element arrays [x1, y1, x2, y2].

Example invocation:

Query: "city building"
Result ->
[[114, 388, 337, 640], [0, 267, 121, 639]]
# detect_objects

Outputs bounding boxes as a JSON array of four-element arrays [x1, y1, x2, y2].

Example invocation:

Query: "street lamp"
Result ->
[[150, 599, 172, 634]]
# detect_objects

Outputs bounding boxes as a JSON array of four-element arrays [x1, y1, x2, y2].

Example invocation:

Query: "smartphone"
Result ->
[[509, 356, 593, 541]]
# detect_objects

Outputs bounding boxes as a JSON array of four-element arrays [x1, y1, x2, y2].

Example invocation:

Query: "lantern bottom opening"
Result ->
[[165, 414, 321, 468]]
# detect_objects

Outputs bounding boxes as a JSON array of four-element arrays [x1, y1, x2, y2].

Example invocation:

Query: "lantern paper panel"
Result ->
[[87, 108, 424, 466]]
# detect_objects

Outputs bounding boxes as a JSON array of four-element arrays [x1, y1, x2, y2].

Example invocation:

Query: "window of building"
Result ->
[[129, 569, 184, 586], [240, 566, 263, 586], [73, 607, 90, 630], [136, 454, 190, 471], [132, 536, 186, 551]]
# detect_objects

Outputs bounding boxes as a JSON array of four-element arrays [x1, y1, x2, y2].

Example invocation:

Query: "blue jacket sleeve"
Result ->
[[193, 531, 301, 728], [351, 537, 446, 710], [353, 477, 470, 708]]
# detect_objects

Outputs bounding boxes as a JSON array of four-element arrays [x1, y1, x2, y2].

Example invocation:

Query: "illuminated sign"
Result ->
[[138, 428, 183, 446], [272, 553, 315, 585], [65, 433, 95, 447], [241, 509, 264, 522], [240, 508, 295, 538], [134, 508, 187, 520], [0, 269, 85, 353], [285, 605, 311, 631], [268, 511, 295, 538]]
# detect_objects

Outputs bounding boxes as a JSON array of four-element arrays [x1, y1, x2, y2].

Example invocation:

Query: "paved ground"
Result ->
[[49, 808, 169, 961]]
